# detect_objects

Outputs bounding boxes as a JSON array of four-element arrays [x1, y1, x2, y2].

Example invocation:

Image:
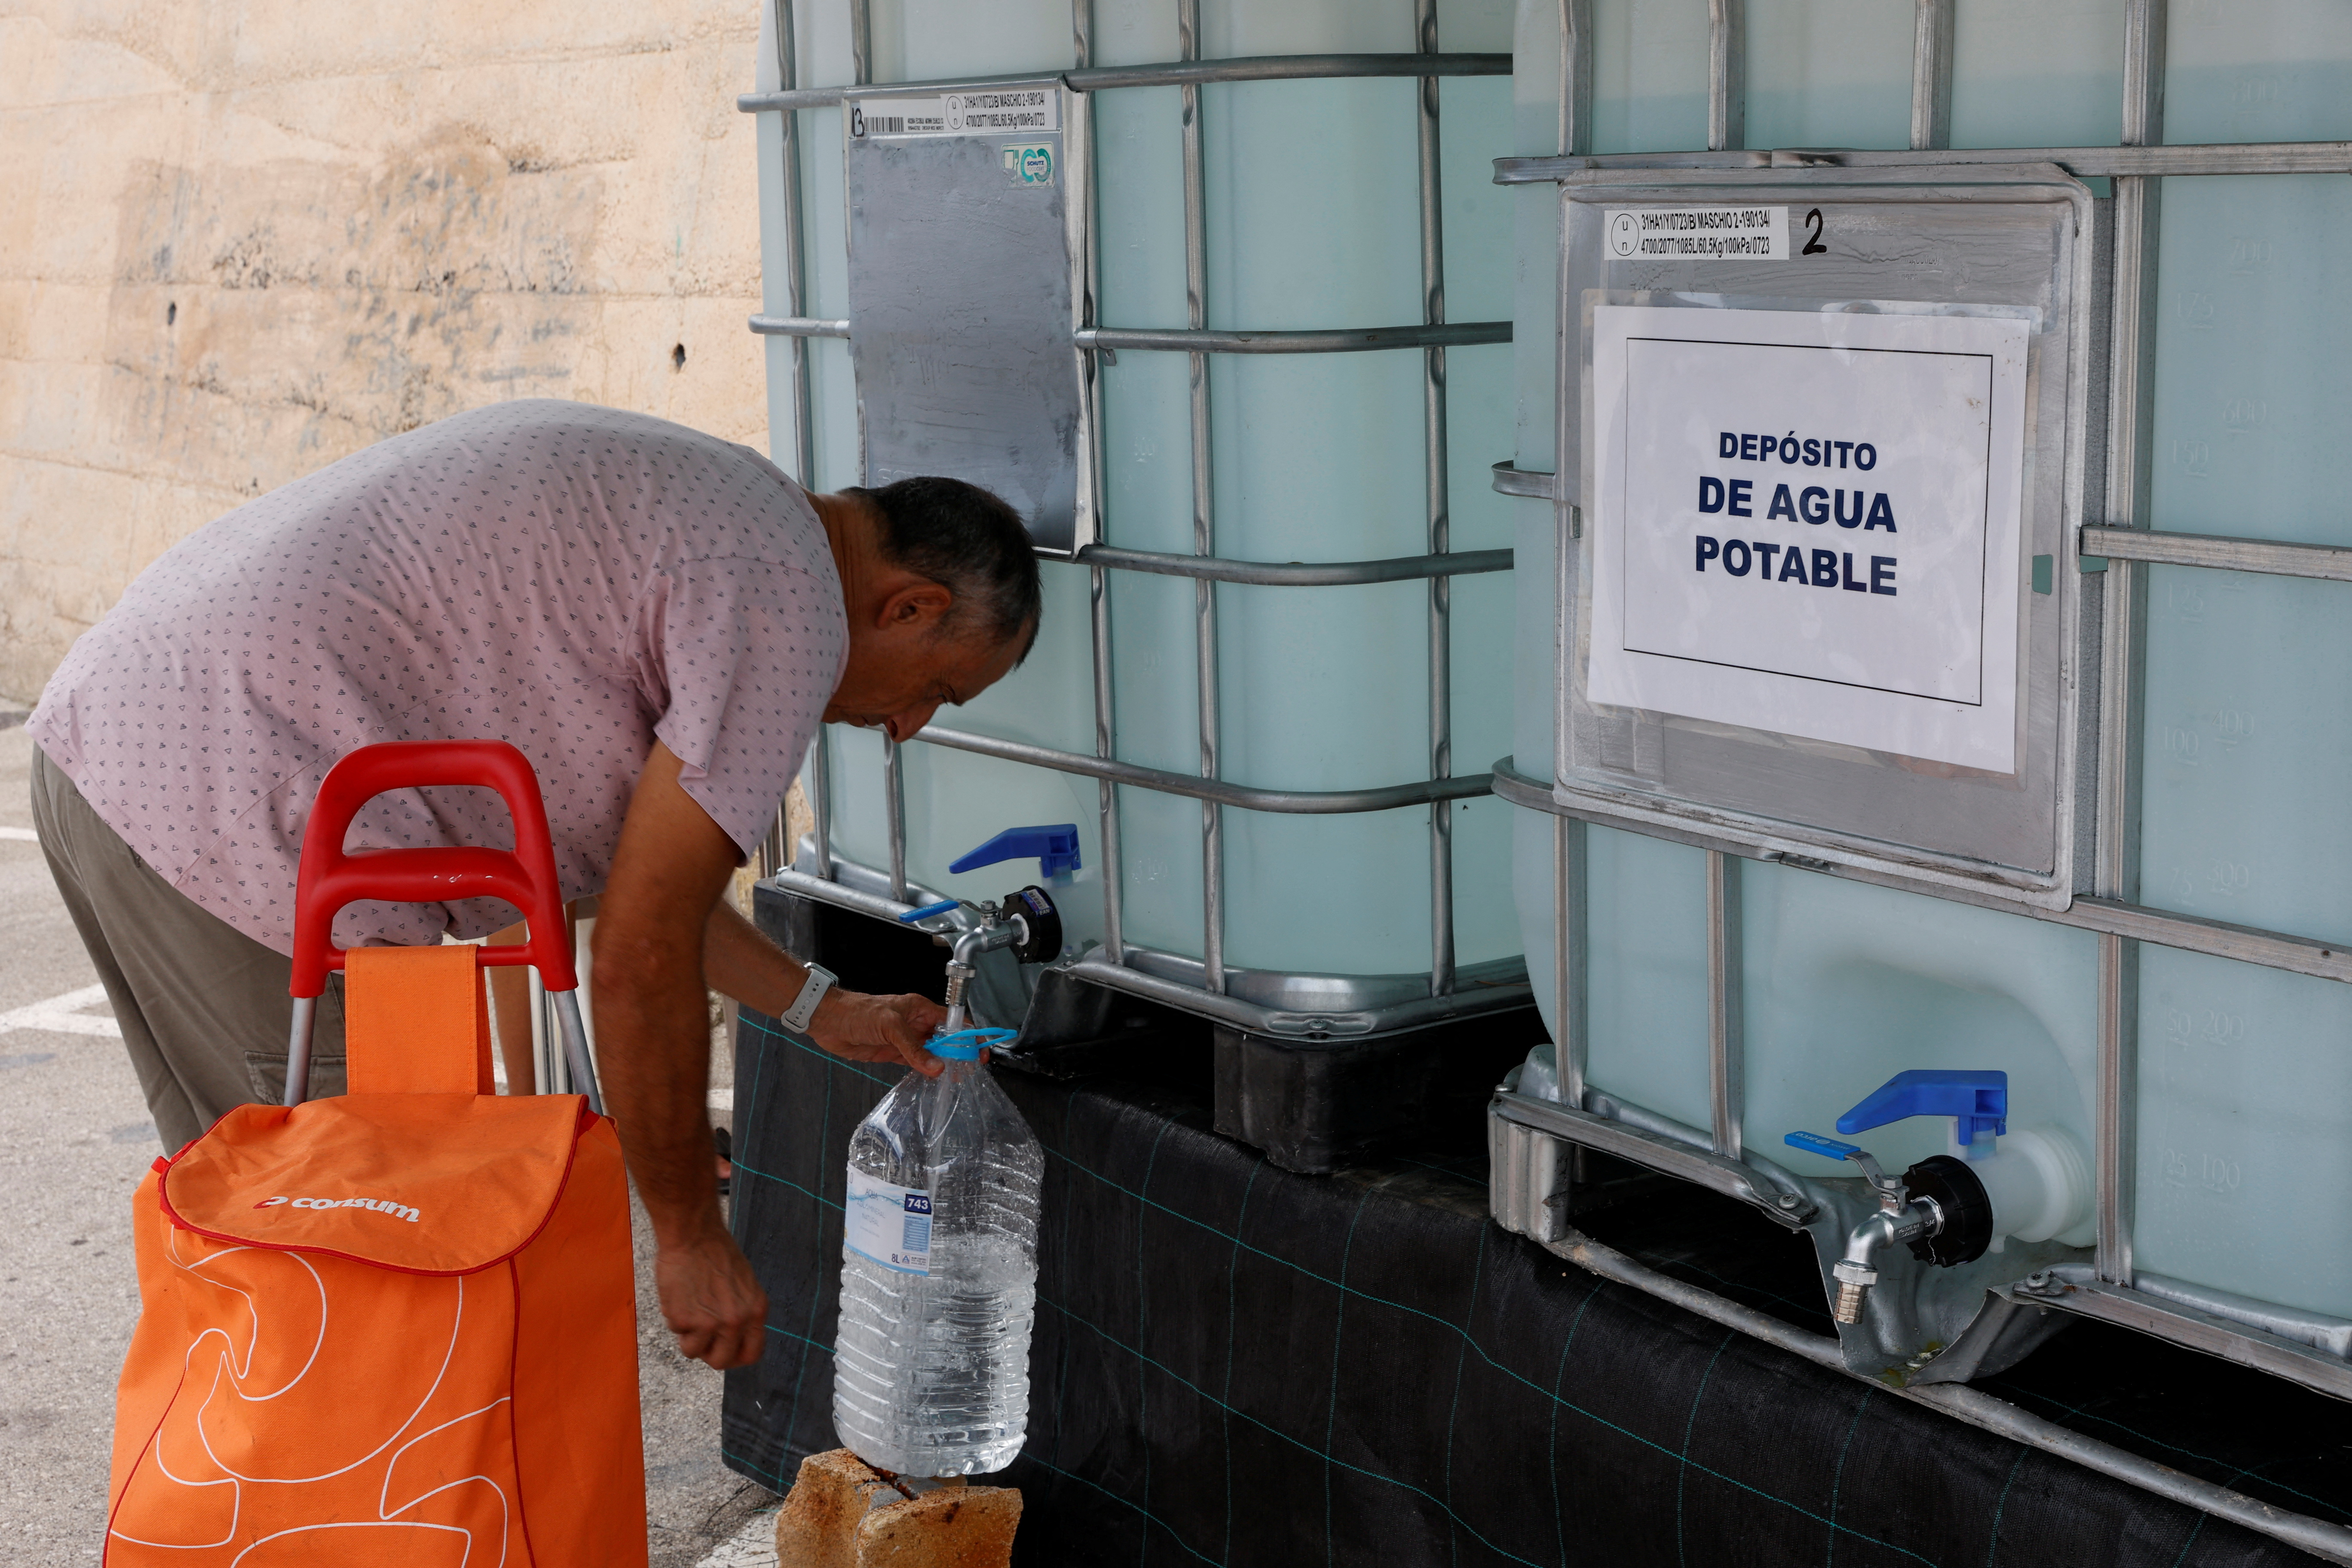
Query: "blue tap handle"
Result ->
[[950, 824, 1082, 880], [1785, 1130, 1866, 1161], [897, 899, 961, 924], [1835, 1069, 2008, 1147]]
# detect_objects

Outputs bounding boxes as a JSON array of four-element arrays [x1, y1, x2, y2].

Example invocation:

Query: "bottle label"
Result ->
[[844, 1168, 933, 1275]]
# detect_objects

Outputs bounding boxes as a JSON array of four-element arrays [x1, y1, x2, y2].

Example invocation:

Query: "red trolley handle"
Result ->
[[283, 741, 599, 1113], [291, 740, 576, 996]]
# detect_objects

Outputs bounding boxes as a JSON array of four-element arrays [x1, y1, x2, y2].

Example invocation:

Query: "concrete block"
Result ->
[[774, 1449, 1020, 1568]]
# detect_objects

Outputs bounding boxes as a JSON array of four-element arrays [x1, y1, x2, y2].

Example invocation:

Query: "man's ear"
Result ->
[[878, 581, 955, 634]]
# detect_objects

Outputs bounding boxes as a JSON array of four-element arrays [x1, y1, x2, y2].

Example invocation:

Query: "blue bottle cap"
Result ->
[[929, 1027, 1017, 1061]]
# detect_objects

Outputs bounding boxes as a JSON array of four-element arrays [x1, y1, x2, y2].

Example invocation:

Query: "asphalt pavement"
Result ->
[[0, 716, 775, 1565]]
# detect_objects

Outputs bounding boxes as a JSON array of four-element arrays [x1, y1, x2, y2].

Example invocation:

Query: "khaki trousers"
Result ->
[[29, 746, 347, 1152]]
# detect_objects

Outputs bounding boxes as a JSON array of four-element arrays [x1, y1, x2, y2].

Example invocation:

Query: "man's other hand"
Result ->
[[810, 988, 950, 1076], [656, 1215, 769, 1370]]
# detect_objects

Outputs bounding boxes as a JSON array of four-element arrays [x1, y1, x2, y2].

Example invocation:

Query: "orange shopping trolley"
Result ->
[[104, 740, 646, 1566]]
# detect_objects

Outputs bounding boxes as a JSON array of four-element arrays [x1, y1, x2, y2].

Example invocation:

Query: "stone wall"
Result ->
[[0, 0, 771, 702]]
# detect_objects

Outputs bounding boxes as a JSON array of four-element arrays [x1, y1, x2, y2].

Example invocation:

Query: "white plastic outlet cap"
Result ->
[[1972, 1125, 2093, 1245]]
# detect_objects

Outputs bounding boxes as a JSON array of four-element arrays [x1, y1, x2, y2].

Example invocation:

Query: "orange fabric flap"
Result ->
[[156, 1094, 592, 1274], [345, 944, 494, 1096]]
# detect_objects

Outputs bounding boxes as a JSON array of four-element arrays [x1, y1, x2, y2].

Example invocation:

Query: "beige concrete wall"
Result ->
[[0, 0, 771, 703]]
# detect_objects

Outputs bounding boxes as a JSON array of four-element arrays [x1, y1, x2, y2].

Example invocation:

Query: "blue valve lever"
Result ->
[[1783, 1130, 1865, 1161], [894, 823, 1084, 924], [1835, 1069, 2006, 1148], [1786, 1069, 2009, 1164], [949, 824, 1081, 881]]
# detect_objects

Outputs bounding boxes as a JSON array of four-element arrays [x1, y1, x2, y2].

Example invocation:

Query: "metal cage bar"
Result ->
[[1707, 849, 1746, 1160], [1417, 0, 1455, 999], [2094, 0, 2167, 1291], [769, 0, 824, 881], [916, 726, 1492, 814], [1554, 813, 1588, 1108], [806, 733, 833, 881], [1909, 0, 1955, 153], [2082, 524, 2352, 584], [737, 52, 1512, 112], [750, 314, 852, 337], [1707, 0, 1745, 154], [1078, 321, 1507, 353], [882, 734, 907, 901], [1078, 543, 1509, 586], [1560, 0, 1592, 162], [1075, 0, 1122, 968], [1176, 0, 1225, 996], [1499, 758, 2352, 992], [1091, 560, 1123, 961], [1550, 3, 1595, 1118], [1491, 142, 2352, 182]]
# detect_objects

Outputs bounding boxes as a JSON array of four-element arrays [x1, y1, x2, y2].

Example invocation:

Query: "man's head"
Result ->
[[814, 475, 1042, 741]]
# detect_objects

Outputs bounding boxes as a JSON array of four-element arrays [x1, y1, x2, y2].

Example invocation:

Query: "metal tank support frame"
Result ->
[[1486, 0, 2352, 1557], [739, 3, 1534, 1041]]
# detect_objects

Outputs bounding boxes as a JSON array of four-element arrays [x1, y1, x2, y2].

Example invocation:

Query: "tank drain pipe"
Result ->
[[1788, 1132, 1945, 1324]]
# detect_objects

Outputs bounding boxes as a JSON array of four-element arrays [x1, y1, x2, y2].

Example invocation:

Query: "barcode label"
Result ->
[[870, 116, 905, 135]]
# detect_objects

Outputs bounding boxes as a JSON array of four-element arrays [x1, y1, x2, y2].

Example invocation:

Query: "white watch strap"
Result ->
[[781, 962, 835, 1033]]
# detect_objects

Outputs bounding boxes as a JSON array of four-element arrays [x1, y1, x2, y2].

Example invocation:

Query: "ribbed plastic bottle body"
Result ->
[[833, 1058, 1043, 1476]]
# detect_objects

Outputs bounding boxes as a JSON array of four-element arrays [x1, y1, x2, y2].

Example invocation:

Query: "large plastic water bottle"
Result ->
[[833, 1028, 1043, 1476]]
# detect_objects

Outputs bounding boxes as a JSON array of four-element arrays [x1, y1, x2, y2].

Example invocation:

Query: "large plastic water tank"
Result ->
[[751, 0, 1527, 1029], [1504, 0, 2352, 1347]]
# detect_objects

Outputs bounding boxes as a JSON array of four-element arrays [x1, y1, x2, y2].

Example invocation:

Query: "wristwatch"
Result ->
[[780, 962, 836, 1033]]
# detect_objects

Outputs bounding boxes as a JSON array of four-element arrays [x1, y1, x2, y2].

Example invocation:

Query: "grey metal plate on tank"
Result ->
[[1553, 167, 2092, 910], [844, 80, 1089, 555]]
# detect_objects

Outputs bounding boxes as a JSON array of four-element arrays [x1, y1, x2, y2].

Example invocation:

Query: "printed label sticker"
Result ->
[[1604, 207, 1788, 263], [845, 1168, 933, 1276], [851, 90, 1060, 139]]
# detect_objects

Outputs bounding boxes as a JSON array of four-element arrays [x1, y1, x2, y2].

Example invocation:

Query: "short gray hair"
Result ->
[[848, 477, 1042, 648]]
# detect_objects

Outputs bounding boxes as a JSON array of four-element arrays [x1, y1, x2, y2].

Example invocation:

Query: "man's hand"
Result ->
[[809, 987, 950, 1076], [700, 899, 950, 1077], [655, 1212, 769, 1369]]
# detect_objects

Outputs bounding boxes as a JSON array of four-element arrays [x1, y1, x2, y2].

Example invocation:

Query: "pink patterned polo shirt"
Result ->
[[31, 400, 845, 953]]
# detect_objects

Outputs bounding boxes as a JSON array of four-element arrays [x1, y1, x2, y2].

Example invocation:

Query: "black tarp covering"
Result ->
[[723, 1009, 2346, 1566]]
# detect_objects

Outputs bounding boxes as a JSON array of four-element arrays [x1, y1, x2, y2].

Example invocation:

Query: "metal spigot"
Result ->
[[1785, 1131, 1946, 1326], [898, 898, 1031, 1035]]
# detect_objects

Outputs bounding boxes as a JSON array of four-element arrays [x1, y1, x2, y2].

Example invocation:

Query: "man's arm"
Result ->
[[593, 743, 954, 1372], [593, 743, 771, 1370]]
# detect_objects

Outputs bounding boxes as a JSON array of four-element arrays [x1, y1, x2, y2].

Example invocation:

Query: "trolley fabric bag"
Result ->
[[103, 741, 646, 1566]]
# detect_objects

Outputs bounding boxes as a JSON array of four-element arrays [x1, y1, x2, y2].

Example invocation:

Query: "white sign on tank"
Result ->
[[1587, 304, 2031, 775]]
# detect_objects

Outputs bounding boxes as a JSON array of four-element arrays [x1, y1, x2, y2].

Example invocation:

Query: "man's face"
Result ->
[[824, 616, 1031, 741]]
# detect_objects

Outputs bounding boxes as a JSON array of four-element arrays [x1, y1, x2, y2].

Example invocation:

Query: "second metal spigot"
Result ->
[[1785, 1130, 1947, 1325]]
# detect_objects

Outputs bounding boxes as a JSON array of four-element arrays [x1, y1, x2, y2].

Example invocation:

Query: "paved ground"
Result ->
[[0, 716, 777, 1565]]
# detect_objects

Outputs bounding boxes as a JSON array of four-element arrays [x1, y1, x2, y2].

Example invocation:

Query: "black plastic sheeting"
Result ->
[[722, 1008, 2348, 1567]]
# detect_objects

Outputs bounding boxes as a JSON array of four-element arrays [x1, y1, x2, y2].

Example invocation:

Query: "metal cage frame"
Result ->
[[739, 0, 1533, 1038], [1486, 0, 2352, 1557], [739, 1, 2352, 1555]]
